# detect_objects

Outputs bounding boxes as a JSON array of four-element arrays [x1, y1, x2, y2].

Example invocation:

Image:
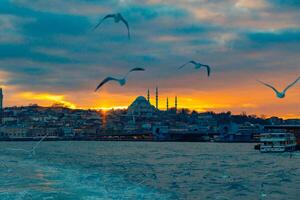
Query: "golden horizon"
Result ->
[[2, 90, 299, 119]]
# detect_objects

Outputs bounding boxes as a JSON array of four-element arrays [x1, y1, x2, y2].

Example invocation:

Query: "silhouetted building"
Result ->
[[156, 87, 159, 109], [0, 88, 3, 124], [127, 96, 156, 116], [166, 97, 169, 111], [147, 89, 150, 103], [175, 96, 178, 112]]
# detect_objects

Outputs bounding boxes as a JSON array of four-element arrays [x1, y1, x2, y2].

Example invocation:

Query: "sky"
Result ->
[[0, 0, 300, 118]]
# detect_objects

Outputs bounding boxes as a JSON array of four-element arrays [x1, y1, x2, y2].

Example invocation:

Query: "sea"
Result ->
[[0, 142, 299, 200]]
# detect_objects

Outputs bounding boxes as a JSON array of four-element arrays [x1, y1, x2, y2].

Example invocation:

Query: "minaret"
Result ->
[[166, 97, 169, 111], [0, 88, 3, 111], [175, 96, 177, 112], [147, 89, 150, 103], [155, 87, 158, 109], [0, 88, 3, 124]]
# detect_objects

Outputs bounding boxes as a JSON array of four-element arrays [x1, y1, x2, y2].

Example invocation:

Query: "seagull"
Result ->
[[178, 60, 211, 77], [95, 67, 145, 92], [257, 76, 300, 98], [94, 13, 130, 39], [7, 134, 48, 156]]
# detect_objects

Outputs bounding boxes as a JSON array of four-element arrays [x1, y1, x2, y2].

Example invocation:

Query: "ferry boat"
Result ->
[[260, 132, 297, 153]]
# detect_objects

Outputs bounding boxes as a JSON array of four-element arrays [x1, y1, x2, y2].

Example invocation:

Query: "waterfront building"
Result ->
[[62, 127, 74, 137], [218, 122, 262, 142], [0, 126, 28, 138], [2, 116, 18, 124], [152, 125, 169, 140], [0, 105, 102, 140]]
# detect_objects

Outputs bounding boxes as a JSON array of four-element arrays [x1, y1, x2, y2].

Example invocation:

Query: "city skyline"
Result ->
[[0, 0, 300, 118]]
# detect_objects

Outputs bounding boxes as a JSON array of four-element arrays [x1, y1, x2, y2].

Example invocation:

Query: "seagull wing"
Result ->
[[189, 60, 198, 65], [257, 80, 280, 94], [178, 60, 198, 69], [32, 134, 48, 152], [129, 67, 145, 73], [95, 77, 119, 92], [178, 62, 190, 69], [119, 14, 130, 39], [283, 76, 300, 93], [203, 65, 211, 76], [178, 63, 187, 69], [125, 67, 145, 78], [93, 14, 116, 30]]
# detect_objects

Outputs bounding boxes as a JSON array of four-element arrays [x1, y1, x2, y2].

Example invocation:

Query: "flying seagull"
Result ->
[[257, 76, 300, 98], [94, 13, 130, 39], [7, 134, 48, 156], [178, 60, 211, 77], [95, 67, 145, 92]]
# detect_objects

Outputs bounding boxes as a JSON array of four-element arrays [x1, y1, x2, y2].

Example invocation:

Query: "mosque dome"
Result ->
[[135, 96, 147, 101], [127, 96, 156, 116]]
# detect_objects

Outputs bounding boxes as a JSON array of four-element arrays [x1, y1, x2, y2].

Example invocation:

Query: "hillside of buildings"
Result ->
[[1, 96, 300, 141]]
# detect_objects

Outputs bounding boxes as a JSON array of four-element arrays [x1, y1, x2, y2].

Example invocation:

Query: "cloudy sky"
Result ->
[[0, 0, 300, 118]]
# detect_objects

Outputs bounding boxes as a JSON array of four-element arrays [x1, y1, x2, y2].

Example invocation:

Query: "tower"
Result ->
[[155, 87, 158, 109], [147, 89, 150, 103], [0, 88, 3, 124], [175, 96, 177, 112], [0, 88, 3, 110], [166, 97, 169, 111]]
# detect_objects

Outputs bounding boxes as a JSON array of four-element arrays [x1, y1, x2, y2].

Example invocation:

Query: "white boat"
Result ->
[[260, 132, 297, 153]]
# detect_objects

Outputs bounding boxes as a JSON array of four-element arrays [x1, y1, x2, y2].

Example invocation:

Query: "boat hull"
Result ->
[[260, 145, 296, 153]]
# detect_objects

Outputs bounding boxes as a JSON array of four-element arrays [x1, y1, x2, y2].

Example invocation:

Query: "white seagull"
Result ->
[[7, 134, 48, 156], [257, 76, 300, 98], [94, 13, 130, 39], [178, 60, 211, 77], [95, 67, 145, 92]]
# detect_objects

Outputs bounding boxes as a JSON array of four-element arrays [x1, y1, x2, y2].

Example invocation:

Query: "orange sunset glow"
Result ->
[[3, 78, 300, 119]]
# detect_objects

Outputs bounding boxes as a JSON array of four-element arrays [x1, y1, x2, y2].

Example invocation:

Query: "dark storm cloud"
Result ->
[[247, 29, 300, 44], [268, 0, 300, 7], [0, 44, 74, 63], [9, 66, 51, 76], [0, 0, 300, 94], [22, 13, 90, 37]]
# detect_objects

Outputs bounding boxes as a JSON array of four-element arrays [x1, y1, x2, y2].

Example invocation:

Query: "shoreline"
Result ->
[[0, 137, 267, 143], [2, 139, 299, 150]]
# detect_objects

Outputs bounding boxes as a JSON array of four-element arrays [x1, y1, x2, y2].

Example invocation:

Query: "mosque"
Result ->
[[127, 87, 178, 117]]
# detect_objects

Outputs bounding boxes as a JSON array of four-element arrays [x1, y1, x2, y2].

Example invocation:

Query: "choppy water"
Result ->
[[0, 142, 299, 200]]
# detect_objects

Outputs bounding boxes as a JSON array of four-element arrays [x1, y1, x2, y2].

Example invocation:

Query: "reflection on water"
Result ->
[[0, 142, 299, 200]]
